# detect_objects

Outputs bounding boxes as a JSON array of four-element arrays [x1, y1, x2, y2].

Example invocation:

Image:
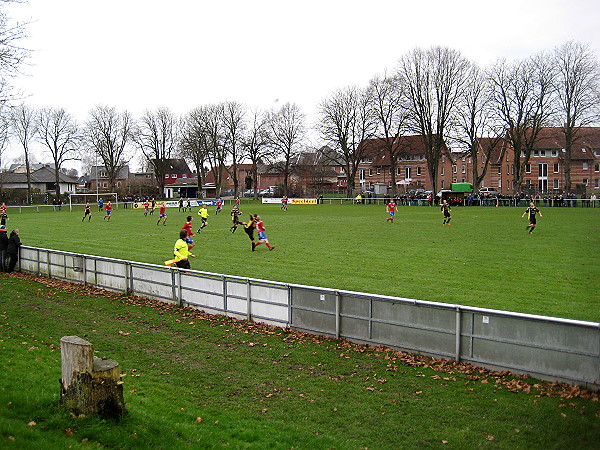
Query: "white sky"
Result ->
[[4, 0, 600, 170]]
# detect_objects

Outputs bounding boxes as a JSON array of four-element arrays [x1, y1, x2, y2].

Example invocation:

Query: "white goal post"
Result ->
[[68, 193, 118, 212]]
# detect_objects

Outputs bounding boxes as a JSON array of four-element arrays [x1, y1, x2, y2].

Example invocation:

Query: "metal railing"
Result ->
[[16, 246, 600, 389]]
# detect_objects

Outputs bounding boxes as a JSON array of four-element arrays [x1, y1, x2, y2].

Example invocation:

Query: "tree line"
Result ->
[[0, 2, 598, 199]]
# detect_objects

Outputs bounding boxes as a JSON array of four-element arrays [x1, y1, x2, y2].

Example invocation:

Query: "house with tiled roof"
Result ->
[[2, 164, 78, 194]]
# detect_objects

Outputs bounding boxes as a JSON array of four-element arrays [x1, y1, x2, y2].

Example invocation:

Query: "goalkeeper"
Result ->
[[165, 230, 195, 269]]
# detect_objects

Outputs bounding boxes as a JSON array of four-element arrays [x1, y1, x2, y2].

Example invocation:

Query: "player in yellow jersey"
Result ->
[[522, 202, 542, 233]]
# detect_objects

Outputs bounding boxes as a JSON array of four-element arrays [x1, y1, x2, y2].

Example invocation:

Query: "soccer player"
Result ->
[[280, 196, 288, 211], [244, 214, 258, 251], [178, 198, 184, 212], [185, 198, 192, 212], [103, 201, 112, 221], [98, 198, 103, 212], [157, 202, 168, 226], [164, 229, 195, 269], [229, 205, 242, 233], [522, 202, 542, 233], [197, 205, 209, 232], [253, 215, 275, 251], [234, 197, 241, 208], [215, 199, 223, 215], [386, 200, 397, 223], [82, 202, 92, 222], [150, 198, 156, 215], [143, 199, 150, 216], [441, 200, 451, 225], [181, 215, 196, 250]]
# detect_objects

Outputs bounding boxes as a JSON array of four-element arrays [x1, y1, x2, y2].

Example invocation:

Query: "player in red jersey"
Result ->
[[143, 200, 150, 216], [215, 199, 223, 215], [253, 215, 275, 251], [386, 200, 397, 223], [181, 215, 196, 250], [103, 201, 112, 221], [280, 196, 288, 211], [156, 202, 168, 226]]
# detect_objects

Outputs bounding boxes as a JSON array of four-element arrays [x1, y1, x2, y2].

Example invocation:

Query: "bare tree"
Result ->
[[453, 63, 504, 191], [180, 108, 210, 198], [553, 41, 600, 192], [0, 1, 30, 105], [10, 103, 36, 202], [319, 86, 376, 197], [199, 104, 228, 198], [267, 102, 306, 196], [37, 107, 79, 197], [398, 46, 470, 196], [243, 108, 270, 199], [222, 101, 246, 197], [489, 53, 555, 194], [133, 107, 180, 196], [85, 105, 132, 192], [369, 72, 409, 196]]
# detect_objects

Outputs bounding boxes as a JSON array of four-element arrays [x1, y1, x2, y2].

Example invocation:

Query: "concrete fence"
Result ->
[[17, 246, 600, 389]]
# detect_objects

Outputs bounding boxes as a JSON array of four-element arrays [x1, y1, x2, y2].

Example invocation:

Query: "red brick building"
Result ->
[[481, 127, 600, 194], [354, 136, 472, 194]]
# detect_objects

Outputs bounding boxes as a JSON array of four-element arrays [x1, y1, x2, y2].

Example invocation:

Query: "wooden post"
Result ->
[[60, 336, 126, 419]]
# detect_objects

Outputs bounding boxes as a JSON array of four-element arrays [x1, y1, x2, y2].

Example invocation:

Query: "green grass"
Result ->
[[0, 275, 598, 449], [4, 202, 600, 322]]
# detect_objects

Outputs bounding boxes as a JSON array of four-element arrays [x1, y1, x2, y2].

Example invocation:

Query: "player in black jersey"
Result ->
[[522, 202, 542, 233], [441, 200, 452, 225]]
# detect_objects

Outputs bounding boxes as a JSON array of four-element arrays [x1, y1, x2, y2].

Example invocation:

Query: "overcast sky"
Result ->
[[4, 0, 600, 170]]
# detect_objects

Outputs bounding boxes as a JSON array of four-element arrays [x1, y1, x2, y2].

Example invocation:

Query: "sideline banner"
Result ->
[[261, 198, 317, 205], [132, 200, 216, 209]]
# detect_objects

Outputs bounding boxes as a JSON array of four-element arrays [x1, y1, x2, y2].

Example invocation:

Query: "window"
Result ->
[[583, 178, 588, 186], [498, 180, 502, 188], [595, 150, 600, 157], [540, 150, 546, 157], [340, 166, 345, 173], [359, 169, 365, 180], [388, 168, 392, 175], [583, 162, 589, 170], [441, 180, 445, 189], [553, 179, 559, 189], [525, 163, 531, 173], [396, 167, 401, 176], [506, 165, 510, 175], [461, 165, 466, 174], [164, 174, 169, 178], [533, 150, 539, 157], [595, 179, 599, 188], [497, 166, 501, 175], [582, 148, 587, 153], [116, 181, 121, 188], [554, 163, 559, 173], [171, 174, 177, 178], [482, 155, 486, 164], [551, 150, 557, 156], [369, 168, 373, 176], [417, 167, 422, 176], [376, 168, 381, 175], [388, 181, 393, 188], [441, 167, 444, 176], [405, 167, 411, 179], [526, 179, 531, 187], [441, 155, 445, 163], [462, 178, 466, 182], [452, 165, 457, 174], [595, 163, 600, 172]]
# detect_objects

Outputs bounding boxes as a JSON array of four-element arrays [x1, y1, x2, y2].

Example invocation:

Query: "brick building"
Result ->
[[482, 127, 600, 194]]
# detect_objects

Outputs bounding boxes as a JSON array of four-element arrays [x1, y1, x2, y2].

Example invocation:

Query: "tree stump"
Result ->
[[60, 336, 126, 419]]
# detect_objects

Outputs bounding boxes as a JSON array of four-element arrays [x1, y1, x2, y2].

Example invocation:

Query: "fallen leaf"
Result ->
[[65, 428, 74, 436], [195, 417, 202, 423], [486, 435, 494, 441], [27, 421, 36, 427], [442, 440, 448, 444]]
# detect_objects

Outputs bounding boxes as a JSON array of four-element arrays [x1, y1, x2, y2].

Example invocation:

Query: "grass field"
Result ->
[[1, 274, 598, 449], [3, 201, 599, 322]]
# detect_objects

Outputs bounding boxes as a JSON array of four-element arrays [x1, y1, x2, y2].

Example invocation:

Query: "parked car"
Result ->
[[479, 187, 500, 196]]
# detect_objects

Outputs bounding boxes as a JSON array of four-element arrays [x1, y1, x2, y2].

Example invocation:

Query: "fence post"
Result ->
[[287, 285, 292, 327], [335, 291, 341, 339], [177, 270, 183, 306], [246, 279, 251, 321], [222, 276, 228, 312], [455, 306, 462, 362], [170, 269, 177, 304], [127, 263, 134, 294], [82, 254, 87, 286]]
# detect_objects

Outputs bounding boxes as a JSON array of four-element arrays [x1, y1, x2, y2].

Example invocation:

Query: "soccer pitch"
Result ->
[[5, 201, 599, 322]]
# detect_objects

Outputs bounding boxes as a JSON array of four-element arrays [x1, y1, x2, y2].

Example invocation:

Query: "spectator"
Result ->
[[6, 229, 21, 273], [0, 225, 8, 272]]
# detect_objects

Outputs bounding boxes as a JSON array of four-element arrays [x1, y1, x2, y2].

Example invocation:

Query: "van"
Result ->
[[479, 187, 499, 195]]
